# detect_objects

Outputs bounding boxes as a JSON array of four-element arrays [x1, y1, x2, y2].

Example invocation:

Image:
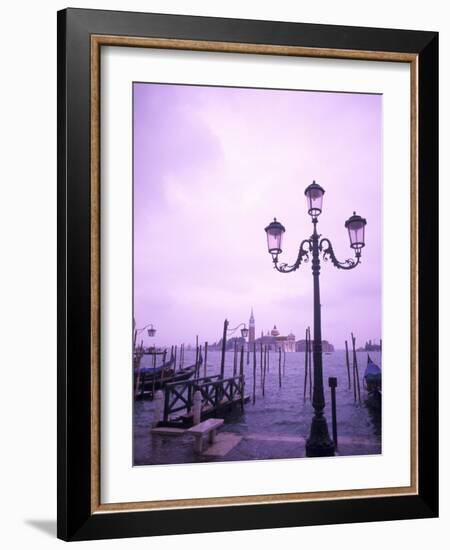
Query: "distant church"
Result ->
[[249, 309, 296, 352], [248, 308, 255, 346]]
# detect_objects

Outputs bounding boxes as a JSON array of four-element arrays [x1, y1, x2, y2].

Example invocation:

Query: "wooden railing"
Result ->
[[163, 375, 244, 423]]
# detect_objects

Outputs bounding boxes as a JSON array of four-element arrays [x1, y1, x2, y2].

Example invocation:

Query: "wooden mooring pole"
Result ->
[[233, 340, 238, 377], [220, 319, 228, 379], [262, 345, 266, 396], [260, 343, 263, 385], [196, 344, 202, 380], [204, 341, 208, 378], [308, 328, 312, 400], [345, 339, 351, 389], [351, 333, 361, 402], [160, 352, 165, 386], [278, 347, 282, 388], [152, 352, 156, 398], [239, 345, 245, 409], [195, 336, 199, 369], [252, 342, 257, 404], [134, 348, 143, 399]]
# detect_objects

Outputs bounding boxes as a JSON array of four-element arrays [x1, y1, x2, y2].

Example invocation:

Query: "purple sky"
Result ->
[[133, 83, 382, 349]]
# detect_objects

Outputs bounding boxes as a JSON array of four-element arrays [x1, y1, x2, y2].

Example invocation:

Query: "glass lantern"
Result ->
[[264, 218, 286, 255], [304, 181, 325, 217], [345, 212, 367, 250]]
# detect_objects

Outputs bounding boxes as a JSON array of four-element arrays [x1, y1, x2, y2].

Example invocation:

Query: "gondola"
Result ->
[[142, 347, 166, 356], [135, 354, 202, 398], [364, 355, 382, 409], [364, 355, 381, 390]]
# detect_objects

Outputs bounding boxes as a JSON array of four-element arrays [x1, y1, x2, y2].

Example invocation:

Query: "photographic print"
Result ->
[[132, 82, 382, 466]]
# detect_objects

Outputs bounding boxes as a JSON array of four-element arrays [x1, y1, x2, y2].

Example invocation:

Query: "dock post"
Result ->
[[197, 345, 203, 380], [153, 390, 164, 427], [328, 377, 338, 448], [239, 345, 245, 410], [233, 340, 237, 377], [303, 327, 309, 401], [134, 351, 143, 398], [278, 347, 282, 388], [308, 328, 312, 400], [260, 344, 263, 386], [152, 352, 156, 398], [262, 345, 266, 396], [204, 341, 208, 378], [252, 342, 257, 404], [220, 319, 228, 379], [193, 390, 202, 425], [195, 336, 199, 374], [351, 333, 361, 402], [345, 339, 351, 389]]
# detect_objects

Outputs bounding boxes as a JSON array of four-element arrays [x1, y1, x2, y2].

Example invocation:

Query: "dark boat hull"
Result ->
[[135, 361, 198, 398], [364, 355, 382, 392], [365, 389, 382, 411]]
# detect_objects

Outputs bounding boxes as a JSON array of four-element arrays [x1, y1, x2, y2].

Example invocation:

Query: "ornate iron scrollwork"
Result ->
[[273, 239, 312, 273], [319, 238, 360, 270]]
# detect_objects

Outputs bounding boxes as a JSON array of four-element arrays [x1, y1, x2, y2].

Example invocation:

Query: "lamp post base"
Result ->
[[305, 415, 335, 457]]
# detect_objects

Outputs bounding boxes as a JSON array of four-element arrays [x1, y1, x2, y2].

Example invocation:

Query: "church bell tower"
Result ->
[[249, 308, 255, 345]]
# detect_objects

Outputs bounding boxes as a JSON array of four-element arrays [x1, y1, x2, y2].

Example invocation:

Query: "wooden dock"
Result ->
[[159, 374, 249, 427]]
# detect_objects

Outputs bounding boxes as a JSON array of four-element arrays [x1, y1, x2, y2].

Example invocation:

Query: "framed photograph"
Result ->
[[57, 8, 438, 541]]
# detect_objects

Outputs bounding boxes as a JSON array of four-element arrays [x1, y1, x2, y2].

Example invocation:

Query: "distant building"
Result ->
[[248, 308, 255, 346], [212, 310, 303, 352], [285, 332, 297, 352], [295, 339, 334, 352], [363, 339, 381, 352], [255, 323, 297, 352]]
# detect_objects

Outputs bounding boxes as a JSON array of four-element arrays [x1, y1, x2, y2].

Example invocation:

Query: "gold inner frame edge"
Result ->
[[90, 35, 419, 514]]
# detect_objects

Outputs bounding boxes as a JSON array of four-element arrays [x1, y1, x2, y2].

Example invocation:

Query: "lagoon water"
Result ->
[[133, 349, 382, 465]]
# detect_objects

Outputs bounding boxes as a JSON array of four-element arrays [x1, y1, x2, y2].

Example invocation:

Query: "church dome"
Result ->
[[287, 332, 295, 340], [271, 325, 280, 337]]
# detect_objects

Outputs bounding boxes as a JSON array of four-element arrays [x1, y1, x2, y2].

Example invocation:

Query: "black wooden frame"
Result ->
[[57, 8, 438, 541]]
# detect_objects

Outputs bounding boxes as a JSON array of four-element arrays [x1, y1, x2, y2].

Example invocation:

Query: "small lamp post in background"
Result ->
[[264, 181, 367, 457], [227, 323, 249, 339], [133, 320, 157, 351], [219, 320, 249, 379]]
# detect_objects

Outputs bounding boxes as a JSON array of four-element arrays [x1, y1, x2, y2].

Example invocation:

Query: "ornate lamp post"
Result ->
[[264, 181, 367, 457]]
